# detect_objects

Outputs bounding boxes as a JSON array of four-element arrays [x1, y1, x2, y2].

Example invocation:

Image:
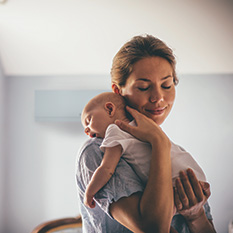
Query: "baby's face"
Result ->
[[81, 107, 110, 138]]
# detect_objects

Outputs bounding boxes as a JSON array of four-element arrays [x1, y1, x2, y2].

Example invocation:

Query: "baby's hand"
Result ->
[[84, 193, 96, 208]]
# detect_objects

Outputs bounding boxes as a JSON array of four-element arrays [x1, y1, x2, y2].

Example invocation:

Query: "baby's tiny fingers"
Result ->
[[89, 200, 96, 209]]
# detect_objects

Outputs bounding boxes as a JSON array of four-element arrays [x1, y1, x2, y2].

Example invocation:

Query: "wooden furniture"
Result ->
[[31, 215, 82, 233]]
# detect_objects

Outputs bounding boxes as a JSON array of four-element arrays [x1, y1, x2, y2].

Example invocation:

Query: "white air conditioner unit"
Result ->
[[35, 90, 108, 121]]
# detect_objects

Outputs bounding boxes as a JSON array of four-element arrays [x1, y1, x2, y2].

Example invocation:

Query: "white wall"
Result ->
[[4, 75, 111, 233], [0, 62, 6, 233], [0, 0, 233, 75], [4, 74, 233, 233], [163, 74, 233, 233], [1, 1, 233, 232]]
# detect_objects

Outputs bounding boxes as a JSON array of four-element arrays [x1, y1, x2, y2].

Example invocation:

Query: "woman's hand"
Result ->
[[174, 168, 211, 220], [174, 168, 216, 232], [114, 106, 173, 232], [115, 106, 170, 147]]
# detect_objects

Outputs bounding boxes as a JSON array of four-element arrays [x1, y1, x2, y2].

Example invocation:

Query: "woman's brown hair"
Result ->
[[111, 34, 178, 87]]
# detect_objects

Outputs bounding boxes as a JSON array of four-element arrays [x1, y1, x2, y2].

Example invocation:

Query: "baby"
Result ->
[[81, 92, 206, 208]]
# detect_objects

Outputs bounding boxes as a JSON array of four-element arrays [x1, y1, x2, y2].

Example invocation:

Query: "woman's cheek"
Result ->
[[168, 90, 176, 105], [122, 89, 146, 110], [169, 87, 176, 101], [130, 98, 144, 111]]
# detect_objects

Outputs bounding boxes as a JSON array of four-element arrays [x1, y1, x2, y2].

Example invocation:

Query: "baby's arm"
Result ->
[[84, 144, 123, 208]]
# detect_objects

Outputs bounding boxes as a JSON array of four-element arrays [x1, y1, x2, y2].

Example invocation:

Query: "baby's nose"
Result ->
[[84, 127, 90, 135]]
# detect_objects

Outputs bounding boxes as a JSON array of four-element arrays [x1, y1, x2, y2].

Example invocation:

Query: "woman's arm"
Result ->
[[84, 145, 122, 208], [174, 169, 216, 233], [110, 107, 174, 233]]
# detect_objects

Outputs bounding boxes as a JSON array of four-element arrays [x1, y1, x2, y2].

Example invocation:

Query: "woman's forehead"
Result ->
[[126, 58, 172, 81]]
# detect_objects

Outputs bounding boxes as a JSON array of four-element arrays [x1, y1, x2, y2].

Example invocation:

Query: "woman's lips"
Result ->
[[146, 107, 166, 115]]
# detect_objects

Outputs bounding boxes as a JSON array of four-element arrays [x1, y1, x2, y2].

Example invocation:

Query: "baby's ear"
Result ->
[[105, 102, 116, 117]]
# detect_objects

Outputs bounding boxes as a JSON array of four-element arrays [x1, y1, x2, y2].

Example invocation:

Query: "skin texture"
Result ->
[[112, 106, 173, 233], [84, 145, 123, 209], [173, 169, 216, 233], [81, 92, 128, 138], [82, 106, 109, 138], [81, 93, 132, 209], [110, 56, 216, 233], [109, 57, 175, 232], [118, 56, 175, 126]]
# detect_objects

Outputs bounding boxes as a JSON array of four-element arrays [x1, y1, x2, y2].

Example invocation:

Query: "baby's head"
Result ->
[[81, 92, 127, 138]]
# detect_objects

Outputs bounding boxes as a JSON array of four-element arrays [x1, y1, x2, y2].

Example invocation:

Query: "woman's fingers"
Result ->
[[115, 107, 153, 140], [199, 181, 211, 198], [174, 187, 183, 211], [174, 169, 211, 219], [115, 106, 141, 134], [116, 105, 170, 145], [175, 169, 209, 212], [175, 178, 190, 209], [179, 170, 199, 205], [186, 169, 204, 202], [115, 119, 134, 134], [125, 106, 141, 120], [186, 169, 210, 199]]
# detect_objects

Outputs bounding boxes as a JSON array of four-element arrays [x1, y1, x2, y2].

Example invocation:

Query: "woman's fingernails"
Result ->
[[177, 204, 183, 210], [187, 168, 193, 174], [175, 178, 181, 186], [115, 120, 119, 125], [179, 170, 186, 177]]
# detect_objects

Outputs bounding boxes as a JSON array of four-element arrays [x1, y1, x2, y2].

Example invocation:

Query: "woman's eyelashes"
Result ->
[[138, 86, 149, 91], [137, 84, 172, 91], [162, 85, 172, 89], [162, 80, 173, 89]]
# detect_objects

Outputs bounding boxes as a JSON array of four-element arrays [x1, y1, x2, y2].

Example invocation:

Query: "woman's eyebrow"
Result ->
[[136, 78, 151, 82], [162, 75, 173, 80], [136, 75, 173, 82]]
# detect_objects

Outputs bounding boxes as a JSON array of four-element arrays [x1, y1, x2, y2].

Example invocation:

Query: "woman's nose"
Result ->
[[149, 89, 163, 103]]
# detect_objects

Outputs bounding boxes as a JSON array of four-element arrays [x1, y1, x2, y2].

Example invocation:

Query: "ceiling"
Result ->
[[0, 0, 233, 76]]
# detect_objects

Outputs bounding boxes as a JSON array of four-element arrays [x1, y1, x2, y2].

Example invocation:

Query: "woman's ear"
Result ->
[[112, 84, 121, 95], [104, 102, 116, 117]]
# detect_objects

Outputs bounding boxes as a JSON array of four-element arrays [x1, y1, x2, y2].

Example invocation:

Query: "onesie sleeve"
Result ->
[[100, 124, 133, 154], [170, 141, 207, 184]]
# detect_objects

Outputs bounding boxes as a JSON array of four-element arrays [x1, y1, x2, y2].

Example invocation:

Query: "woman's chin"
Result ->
[[144, 112, 165, 125]]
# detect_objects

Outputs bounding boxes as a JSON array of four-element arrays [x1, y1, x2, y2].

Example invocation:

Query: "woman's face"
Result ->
[[117, 56, 176, 125]]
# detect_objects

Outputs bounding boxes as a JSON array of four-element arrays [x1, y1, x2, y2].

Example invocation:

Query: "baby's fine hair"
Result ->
[[88, 92, 126, 112]]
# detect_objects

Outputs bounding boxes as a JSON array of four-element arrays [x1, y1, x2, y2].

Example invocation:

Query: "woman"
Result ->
[[76, 34, 216, 232]]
